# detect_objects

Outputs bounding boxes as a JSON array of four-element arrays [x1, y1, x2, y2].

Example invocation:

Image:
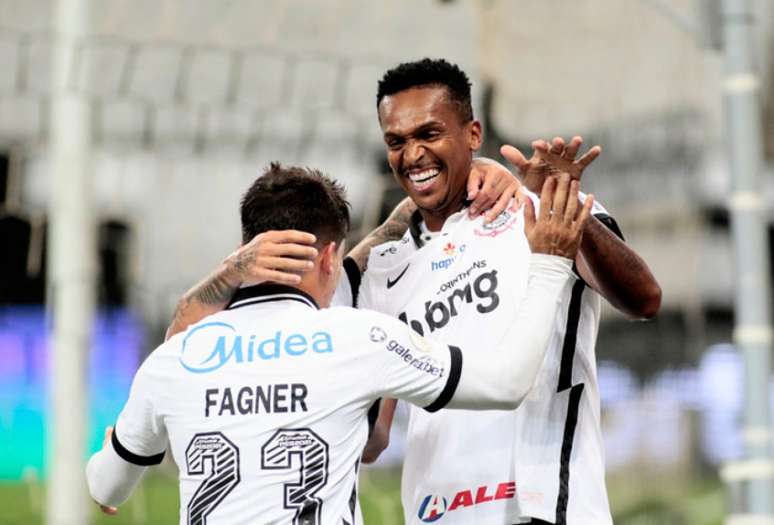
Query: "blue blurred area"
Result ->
[[0, 306, 144, 480]]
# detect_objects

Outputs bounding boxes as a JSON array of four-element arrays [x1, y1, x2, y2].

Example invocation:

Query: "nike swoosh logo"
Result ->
[[387, 264, 410, 289]]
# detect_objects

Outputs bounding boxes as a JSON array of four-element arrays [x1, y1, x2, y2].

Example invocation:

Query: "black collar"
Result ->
[[226, 283, 319, 311], [408, 201, 472, 249]]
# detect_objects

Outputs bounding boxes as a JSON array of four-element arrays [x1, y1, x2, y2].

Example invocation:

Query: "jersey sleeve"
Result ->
[[579, 191, 625, 240], [330, 256, 361, 307], [112, 354, 168, 466], [361, 313, 462, 412]]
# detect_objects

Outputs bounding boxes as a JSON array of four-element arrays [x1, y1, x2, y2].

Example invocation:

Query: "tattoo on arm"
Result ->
[[165, 265, 241, 340], [348, 198, 416, 273]]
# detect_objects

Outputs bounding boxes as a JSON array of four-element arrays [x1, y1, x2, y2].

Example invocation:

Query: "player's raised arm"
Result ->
[[165, 230, 318, 340], [501, 137, 662, 320]]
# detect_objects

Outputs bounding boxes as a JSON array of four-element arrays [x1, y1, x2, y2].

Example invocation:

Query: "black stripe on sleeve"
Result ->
[[554, 383, 585, 525], [557, 280, 586, 392], [594, 213, 625, 241], [111, 428, 165, 466], [343, 256, 362, 307], [424, 345, 463, 413]]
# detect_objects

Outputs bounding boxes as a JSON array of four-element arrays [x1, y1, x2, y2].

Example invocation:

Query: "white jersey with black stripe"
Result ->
[[343, 195, 616, 525], [111, 284, 462, 525]]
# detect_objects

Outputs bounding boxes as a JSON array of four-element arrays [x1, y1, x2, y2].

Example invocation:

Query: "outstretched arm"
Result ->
[[501, 138, 661, 320]]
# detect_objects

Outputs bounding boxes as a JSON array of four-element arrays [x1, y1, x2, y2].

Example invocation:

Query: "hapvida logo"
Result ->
[[417, 482, 517, 522], [431, 243, 466, 272], [180, 322, 333, 373]]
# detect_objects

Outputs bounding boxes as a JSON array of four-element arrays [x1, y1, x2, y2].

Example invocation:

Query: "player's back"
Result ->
[[147, 285, 393, 525]]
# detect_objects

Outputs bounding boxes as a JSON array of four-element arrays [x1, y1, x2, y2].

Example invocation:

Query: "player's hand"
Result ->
[[467, 157, 526, 223], [224, 230, 318, 286], [500, 136, 601, 194], [96, 426, 119, 515], [523, 173, 594, 259]]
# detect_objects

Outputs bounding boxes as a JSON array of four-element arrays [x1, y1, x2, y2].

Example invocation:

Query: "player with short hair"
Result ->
[[86, 162, 593, 524]]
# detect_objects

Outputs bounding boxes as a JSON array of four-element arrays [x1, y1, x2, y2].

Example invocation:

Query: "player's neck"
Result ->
[[418, 197, 466, 232]]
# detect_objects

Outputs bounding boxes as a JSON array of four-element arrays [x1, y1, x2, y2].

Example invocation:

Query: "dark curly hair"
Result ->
[[240, 163, 350, 245], [376, 58, 473, 122]]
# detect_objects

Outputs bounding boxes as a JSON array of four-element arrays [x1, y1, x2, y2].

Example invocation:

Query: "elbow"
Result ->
[[633, 282, 662, 320]]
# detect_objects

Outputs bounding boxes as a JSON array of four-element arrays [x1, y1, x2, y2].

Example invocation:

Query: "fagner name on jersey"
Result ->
[[398, 269, 500, 335], [180, 321, 333, 373], [205, 384, 308, 417]]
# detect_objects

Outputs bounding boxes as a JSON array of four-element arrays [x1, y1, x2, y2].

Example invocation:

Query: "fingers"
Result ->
[[550, 173, 571, 223], [263, 242, 319, 260], [500, 144, 529, 171], [523, 197, 536, 234], [255, 269, 306, 286], [550, 137, 565, 155], [259, 256, 314, 273], [575, 194, 595, 230], [484, 181, 519, 223], [469, 175, 497, 217], [259, 230, 317, 246], [531, 139, 550, 155], [538, 176, 555, 223], [577, 145, 602, 169], [467, 165, 484, 201], [564, 180, 580, 223], [563, 136, 583, 160], [102, 426, 113, 447], [99, 505, 118, 515]]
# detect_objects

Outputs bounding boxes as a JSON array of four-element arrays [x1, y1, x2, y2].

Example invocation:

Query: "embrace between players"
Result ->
[[87, 59, 661, 525]]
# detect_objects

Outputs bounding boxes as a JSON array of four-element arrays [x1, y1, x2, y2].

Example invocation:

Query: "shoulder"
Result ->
[[365, 231, 415, 272]]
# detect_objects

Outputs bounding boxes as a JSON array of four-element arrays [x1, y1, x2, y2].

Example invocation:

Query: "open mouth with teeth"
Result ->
[[406, 167, 441, 192]]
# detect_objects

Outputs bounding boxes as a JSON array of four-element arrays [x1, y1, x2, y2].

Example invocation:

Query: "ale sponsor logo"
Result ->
[[417, 482, 517, 522]]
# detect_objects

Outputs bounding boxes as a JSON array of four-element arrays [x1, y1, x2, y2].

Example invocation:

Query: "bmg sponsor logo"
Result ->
[[180, 321, 333, 373], [398, 269, 499, 335], [417, 482, 516, 522], [431, 243, 466, 271]]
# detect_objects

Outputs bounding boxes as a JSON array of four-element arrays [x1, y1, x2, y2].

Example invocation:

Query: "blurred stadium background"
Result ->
[[1, 0, 773, 523]]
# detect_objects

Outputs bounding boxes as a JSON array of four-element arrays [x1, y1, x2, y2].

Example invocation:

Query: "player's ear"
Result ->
[[319, 242, 338, 275], [468, 120, 482, 152]]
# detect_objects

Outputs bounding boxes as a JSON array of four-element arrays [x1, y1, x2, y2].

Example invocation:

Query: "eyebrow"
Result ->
[[383, 120, 445, 140]]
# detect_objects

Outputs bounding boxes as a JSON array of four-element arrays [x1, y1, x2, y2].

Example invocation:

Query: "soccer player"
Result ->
[[86, 162, 593, 524], [165, 59, 662, 524]]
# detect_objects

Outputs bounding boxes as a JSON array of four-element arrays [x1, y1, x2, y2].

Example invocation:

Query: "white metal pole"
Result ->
[[46, 0, 95, 523], [720, 0, 774, 521]]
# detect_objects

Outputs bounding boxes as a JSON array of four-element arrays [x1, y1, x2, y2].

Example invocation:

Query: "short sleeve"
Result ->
[[112, 356, 168, 466], [579, 191, 625, 241], [363, 314, 462, 412], [331, 257, 361, 307]]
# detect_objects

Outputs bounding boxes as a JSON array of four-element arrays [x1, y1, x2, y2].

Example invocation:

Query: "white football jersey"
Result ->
[[112, 284, 463, 525], [344, 196, 619, 525]]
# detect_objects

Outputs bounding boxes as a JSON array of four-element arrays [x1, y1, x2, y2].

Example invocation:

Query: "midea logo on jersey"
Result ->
[[398, 269, 499, 335], [180, 321, 333, 373], [431, 243, 466, 272], [417, 482, 517, 522], [417, 495, 448, 522]]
